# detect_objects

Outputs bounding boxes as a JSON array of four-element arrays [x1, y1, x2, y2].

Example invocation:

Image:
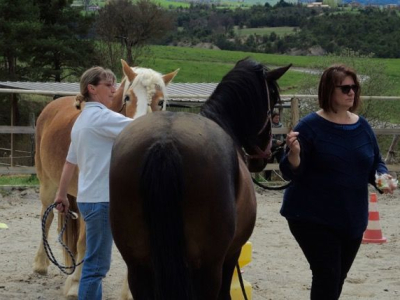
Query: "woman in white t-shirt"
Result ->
[[54, 66, 132, 300]]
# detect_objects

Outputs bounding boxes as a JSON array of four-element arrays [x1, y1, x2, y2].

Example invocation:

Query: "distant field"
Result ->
[[154, 0, 190, 8], [95, 0, 190, 8], [235, 26, 298, 37], [141, 46, 400, 99], [222, 0, 297, 5]]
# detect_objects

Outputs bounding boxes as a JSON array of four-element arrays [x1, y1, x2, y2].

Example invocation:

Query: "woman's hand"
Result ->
[[54, 194, 70, 214], [286, 131, 301, 169], [381, 174, 398, 195], [54, 161, 76, 214], [286, 131, 300, 155]]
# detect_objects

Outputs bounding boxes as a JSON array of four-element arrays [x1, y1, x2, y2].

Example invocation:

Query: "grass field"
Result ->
[[95, 0, 191, 8], [142, 45, 400, 94], [235, 26, 298, 37], [0, 175, 39, 186], [138, 45, 400, 125]]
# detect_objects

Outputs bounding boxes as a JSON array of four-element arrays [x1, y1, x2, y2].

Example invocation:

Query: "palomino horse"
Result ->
[[109, 58, 291, 299], [33, 59, 179, 299]]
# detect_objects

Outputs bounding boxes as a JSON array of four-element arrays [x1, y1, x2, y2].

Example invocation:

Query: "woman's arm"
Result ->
[[54, 161, 77, 213]]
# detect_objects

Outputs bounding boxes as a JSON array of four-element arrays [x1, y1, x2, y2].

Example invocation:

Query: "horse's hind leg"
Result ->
[[127, 264, 155, 300], [33, 182, 57, 275], [191, 262, 225, 300], [218, 250, 241, 300], [64, 217, 85, 299]]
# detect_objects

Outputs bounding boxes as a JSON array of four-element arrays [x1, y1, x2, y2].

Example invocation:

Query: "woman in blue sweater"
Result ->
[[280, 64, 397, 299]]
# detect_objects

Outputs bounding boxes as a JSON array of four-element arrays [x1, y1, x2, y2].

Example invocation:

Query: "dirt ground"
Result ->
[[0, 186, 399, 300]]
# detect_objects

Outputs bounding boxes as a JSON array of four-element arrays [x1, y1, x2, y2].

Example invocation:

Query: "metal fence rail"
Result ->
[[1, 89, 399, 175]]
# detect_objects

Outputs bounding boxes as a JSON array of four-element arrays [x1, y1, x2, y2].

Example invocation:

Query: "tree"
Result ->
[[28, 0, 97, 82], [0, 0, 41, 80], [96, 0, 174, 66]]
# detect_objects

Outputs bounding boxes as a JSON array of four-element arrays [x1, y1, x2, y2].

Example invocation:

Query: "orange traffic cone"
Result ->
[[362, 193, 387, 244]]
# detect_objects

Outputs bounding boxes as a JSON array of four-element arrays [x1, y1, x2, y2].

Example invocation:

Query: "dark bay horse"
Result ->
[[33, 59, 179, 299], [109, 58, 291, 299]]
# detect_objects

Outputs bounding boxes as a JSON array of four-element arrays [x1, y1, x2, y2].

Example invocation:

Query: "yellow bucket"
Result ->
[[230, 241, 252, 300]]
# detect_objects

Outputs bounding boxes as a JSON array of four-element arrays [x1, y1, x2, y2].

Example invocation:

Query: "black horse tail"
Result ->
[[140, 140, 194, 300]]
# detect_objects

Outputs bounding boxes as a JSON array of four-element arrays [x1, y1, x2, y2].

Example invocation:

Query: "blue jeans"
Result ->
[[77, 202, 113, 300]]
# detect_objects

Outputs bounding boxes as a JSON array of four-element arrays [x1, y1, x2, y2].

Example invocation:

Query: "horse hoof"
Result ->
[[64, 276, 79, 299], [65, 290, 78, 299], [32, 266, 48, 275]]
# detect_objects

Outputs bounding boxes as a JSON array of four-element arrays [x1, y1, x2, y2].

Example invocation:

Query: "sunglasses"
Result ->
[[336, 85, 358, 94]]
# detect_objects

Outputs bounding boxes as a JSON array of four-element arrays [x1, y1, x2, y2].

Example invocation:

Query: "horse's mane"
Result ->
[[200, 58, 281, 147], [130, 67, 168, 105]]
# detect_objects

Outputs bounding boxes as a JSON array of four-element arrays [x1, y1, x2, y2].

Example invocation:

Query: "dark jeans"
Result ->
[[287, 219, 362, 300]]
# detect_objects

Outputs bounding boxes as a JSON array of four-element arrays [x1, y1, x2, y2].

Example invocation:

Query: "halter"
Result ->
[[243, 81, 274, 160], [118, 100, 126, 113]]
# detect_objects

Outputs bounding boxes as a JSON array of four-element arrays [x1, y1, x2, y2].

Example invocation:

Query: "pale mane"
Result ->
[[131, 67, 168, 105]]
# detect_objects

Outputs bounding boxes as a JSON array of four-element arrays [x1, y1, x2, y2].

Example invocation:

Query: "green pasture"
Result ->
[[140, 45, 400, 124], [145, 46, 400, 93], [0, 175, 39, 186], [96, 0, 190, 8], [145, 45, 326, 70], [235, 26, 298, 37], [154, 0, 190, 8]]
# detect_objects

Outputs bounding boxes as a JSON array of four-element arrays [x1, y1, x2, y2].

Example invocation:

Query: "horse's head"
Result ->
[[200, 58, 291, 173], [116, 59, 179, 119], [244, 63, 292, 173]]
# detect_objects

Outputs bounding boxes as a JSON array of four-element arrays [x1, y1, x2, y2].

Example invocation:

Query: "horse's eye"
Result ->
[[124, 95, 130, 103]]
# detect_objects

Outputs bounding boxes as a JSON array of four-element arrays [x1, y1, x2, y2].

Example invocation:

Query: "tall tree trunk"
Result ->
[[6, 52, 16, 80], [125, 43, 133, 66]]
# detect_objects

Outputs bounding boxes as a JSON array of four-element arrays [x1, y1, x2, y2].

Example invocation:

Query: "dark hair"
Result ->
[[318, 64, 361, 113], [272, 111, 280, 119]]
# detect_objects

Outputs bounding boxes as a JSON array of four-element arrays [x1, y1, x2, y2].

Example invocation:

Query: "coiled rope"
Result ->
[[42, 203, 84, 275]]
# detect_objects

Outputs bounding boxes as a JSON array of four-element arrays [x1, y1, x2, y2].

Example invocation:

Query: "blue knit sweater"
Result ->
[[280, 112, 388, 238]]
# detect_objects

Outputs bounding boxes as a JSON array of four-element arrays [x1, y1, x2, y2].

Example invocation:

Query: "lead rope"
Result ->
[[41, 203, 84, 275], [236, 262, 249, 300]]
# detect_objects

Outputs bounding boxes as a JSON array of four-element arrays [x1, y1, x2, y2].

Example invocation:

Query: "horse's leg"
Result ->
[[191, 262, 224, 300], [218, 250, 241, 300], [120, 271, 134, 300], [33, 182, 57, 275], [64, 218, 86, 299], [127, 264, 155, 300]]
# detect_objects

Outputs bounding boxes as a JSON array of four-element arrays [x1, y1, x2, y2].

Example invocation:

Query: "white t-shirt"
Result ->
[[66, 102, 132, 203]]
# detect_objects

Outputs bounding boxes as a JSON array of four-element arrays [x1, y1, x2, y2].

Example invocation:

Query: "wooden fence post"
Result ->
[[10, 94, 16, 167], [30, 113, 35, 166], [290, 97, 299, 130]]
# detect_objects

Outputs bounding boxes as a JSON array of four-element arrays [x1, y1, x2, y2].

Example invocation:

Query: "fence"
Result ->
[[0, 90, 399, 175]]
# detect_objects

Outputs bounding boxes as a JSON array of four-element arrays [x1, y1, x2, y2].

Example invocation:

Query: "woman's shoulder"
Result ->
[[84, 103, 131, 124], [296, 112, 321, 129], [357, 115, 375, 132]]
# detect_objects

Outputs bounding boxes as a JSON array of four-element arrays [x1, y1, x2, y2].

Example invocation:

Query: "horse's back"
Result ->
[[36, 96, 79, 193], [110, 111, 239, 262]]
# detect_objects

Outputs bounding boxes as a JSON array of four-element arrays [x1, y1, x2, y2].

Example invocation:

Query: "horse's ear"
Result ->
[[163, 69, 180, 86], [265, 64, 292, 81], [121, 59, 137, 82]]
